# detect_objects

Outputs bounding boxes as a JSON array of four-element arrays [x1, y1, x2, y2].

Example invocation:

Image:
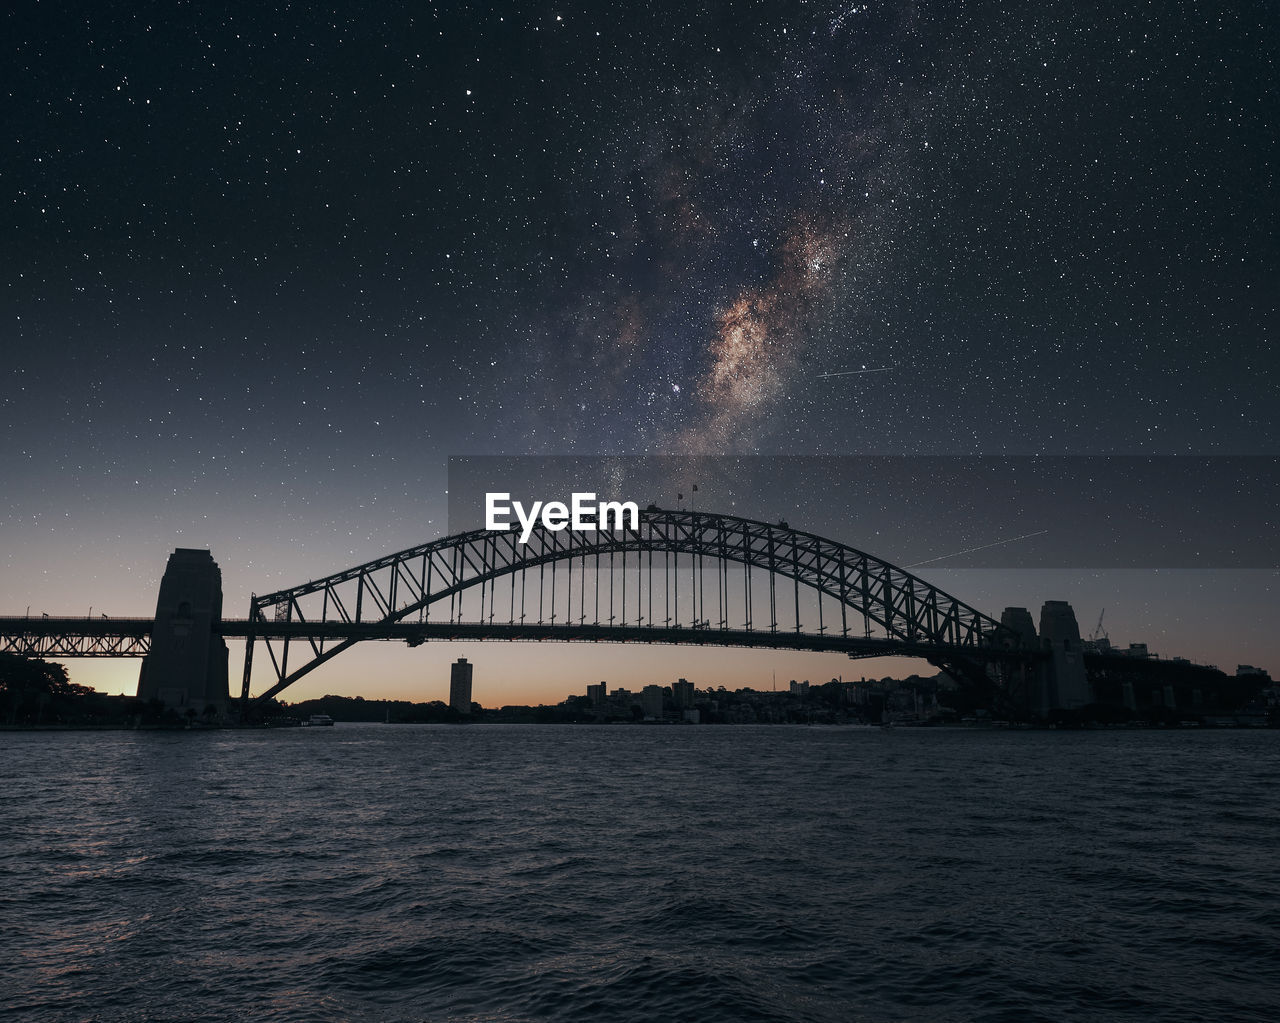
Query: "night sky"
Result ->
[[4, 2, 1276, 704]]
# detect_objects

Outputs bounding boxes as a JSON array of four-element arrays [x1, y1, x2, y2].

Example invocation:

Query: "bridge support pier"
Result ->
[[137, 549, 230, 720], [996, 607, 1039, 716]]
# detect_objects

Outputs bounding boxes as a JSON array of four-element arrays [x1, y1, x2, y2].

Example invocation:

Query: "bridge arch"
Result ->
[[241, 508, 1020, 709]]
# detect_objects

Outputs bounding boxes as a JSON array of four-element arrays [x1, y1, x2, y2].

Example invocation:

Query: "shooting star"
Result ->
[[904, 529, 1049, 569], [817, 365, 894, 379]]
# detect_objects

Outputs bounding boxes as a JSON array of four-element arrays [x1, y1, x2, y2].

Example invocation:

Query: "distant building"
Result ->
[[789, 679, 809, 696], [671, 678, 695, 709], [449, 657, 473, 714], [641, 684, 665, 719], [587, 682, 607, 706]]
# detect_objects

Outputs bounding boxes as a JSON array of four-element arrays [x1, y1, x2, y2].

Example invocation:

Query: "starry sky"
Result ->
[[3, 1, 1277, 704]]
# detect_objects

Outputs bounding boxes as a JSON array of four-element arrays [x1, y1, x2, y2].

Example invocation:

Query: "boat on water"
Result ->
[[302, 714, 335, 727]]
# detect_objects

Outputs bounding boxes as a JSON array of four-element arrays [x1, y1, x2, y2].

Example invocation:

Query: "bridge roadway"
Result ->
[[0, 615, 1032, 663]]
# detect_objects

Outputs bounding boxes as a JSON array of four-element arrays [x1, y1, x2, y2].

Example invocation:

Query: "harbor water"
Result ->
[[2, 724, 1277, 1022]]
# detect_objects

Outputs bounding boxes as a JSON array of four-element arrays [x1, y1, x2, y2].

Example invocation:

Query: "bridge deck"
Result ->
[[0, 616, 1034, 662]]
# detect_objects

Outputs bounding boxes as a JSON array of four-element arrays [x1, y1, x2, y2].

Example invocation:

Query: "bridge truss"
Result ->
[[0, 617, 153, 658], [241, 508, 1025, 709]]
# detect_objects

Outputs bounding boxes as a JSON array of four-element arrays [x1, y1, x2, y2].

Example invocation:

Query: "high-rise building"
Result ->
[[671, 678, 695, 709], [587, 682, 607, 706], [450, 657, 473, 714], [641, 684, 665, 720]]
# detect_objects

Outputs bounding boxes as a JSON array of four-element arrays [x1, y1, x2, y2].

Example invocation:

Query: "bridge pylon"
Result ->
[[136, 549, 230, 719], [1033, 600, 1090, 717]]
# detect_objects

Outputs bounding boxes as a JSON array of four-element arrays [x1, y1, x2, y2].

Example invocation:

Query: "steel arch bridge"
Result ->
[[241, 507, 1029, 711]]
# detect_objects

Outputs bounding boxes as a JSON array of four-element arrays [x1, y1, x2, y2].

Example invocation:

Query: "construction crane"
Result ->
[[1088, 609, 1109, 647]]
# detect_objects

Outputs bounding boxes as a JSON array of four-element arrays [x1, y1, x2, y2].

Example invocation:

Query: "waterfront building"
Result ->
[[449, 657, 473, 714], [641, 684, 665, 720]]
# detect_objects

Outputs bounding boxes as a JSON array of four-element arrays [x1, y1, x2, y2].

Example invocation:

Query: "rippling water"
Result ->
[[2, 725, 1277, 1022]]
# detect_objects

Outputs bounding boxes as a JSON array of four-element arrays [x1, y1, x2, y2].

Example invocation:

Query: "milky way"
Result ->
[[535, 5, 925, 455]]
